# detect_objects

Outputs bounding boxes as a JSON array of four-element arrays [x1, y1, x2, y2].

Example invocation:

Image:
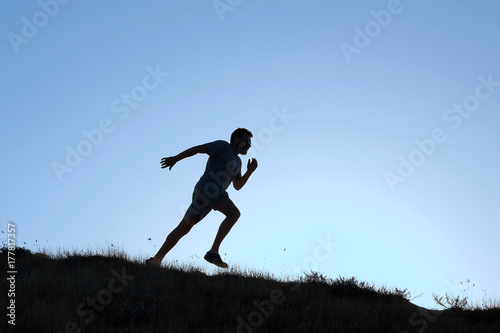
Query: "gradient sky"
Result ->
[[2, 1, 499, 310]]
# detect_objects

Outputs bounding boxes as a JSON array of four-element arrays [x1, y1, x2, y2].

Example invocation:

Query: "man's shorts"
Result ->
[[185, 180, 228, 222]]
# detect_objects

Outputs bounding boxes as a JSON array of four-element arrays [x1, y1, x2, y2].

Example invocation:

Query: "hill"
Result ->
[[1, 247, 499, 332]]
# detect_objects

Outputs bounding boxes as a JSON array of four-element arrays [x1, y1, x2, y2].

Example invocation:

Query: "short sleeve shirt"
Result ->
[[198, 140, 241, 191]]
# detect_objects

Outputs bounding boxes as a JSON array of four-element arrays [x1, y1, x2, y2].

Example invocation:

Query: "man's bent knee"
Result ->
[[215, 197, 240, 220], [180, 215, 199, 230], [229, 208, 241, 221]]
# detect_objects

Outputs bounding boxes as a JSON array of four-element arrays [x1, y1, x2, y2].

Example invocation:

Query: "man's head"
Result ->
[[230, 128, 253, 155]]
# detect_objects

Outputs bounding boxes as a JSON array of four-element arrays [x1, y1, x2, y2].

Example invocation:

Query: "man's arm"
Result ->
[[233, 158, 258, 190], [161, 144, 209, 170]]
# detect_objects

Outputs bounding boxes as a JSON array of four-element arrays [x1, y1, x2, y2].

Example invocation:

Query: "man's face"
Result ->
[[236, 134, 251, 155]]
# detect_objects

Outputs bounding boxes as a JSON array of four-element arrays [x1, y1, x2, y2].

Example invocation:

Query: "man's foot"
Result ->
[[204, 251, 228, 268], [145, 257, 161, 267]]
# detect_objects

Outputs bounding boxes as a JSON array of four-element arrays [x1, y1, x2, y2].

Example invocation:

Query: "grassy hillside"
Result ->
[[1, 247, 499, 332]]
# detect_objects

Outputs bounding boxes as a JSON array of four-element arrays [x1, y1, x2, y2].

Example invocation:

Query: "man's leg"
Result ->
[[209, 196, 241, 253], [153, 213, 200, 262]]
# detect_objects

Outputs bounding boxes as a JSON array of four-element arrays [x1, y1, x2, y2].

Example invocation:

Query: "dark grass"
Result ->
[[1, 247, 499, 332]]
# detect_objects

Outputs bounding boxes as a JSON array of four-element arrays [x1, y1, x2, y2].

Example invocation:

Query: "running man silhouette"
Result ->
[[146, 128, 258, 268]]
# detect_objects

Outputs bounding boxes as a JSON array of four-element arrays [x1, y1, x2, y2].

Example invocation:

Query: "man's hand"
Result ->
[[247, 158, 258, 173], [233, 158, 258, 191], [161, 145, 208, 171], [161, 157, 177, 170]]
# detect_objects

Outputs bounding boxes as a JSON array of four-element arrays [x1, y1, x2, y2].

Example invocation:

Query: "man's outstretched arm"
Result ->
[[233, 158, 258, 190], [161, 144, 209, 170]]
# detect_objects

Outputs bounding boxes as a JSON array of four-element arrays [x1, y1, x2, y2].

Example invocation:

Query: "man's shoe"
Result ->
[[145, 257, 161, 267], [204, 252, 228, 268]]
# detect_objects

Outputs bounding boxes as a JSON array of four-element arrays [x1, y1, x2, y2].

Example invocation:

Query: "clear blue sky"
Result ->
[[2, 1, 499, 309]]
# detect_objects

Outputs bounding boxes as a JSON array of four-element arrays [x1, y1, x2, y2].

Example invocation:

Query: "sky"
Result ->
[[1, 1, 499, 310]]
